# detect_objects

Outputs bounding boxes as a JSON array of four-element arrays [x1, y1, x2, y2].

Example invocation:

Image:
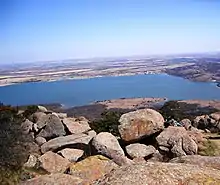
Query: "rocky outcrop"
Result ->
[[156, 126, 198, 157], [58, 148, 84, 162], [93, 162, 220, 185], [170, 155, 220, 170], [118, 109, 164, 142], [126, 144, 156, 159], [69, 155, 118, 184], [92, 132, 124, 158], [62, 117, 91, 134], [19, 103, 220, 185], [38, 151, 70, 173], [20, 174, 83, 185], [37, 114, 66, 139], [210, 112, 220, 121], [193, 113, 220, 132], [41, 134, 93, 153], [193, 115, 210, 129]]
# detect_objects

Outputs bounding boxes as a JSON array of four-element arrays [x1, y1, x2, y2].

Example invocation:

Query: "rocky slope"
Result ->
[[1, 104, 220, 184]]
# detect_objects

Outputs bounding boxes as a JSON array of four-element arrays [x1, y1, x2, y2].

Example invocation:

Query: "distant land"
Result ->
[[0, 52, 220, 87]]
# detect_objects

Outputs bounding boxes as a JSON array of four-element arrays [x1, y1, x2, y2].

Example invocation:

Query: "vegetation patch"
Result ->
[[0, 103, 37, 184], [89, 110, 122, 137], [159, 100, 218, 122], [198, 139, 220, 156]]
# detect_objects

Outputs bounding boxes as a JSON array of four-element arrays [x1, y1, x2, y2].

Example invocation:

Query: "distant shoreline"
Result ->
[[0, 72, 217, 88], [0, 72, 161, 87]]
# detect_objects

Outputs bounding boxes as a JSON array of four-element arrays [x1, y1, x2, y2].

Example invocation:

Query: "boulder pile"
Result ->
[[19, 106, 220, 185]]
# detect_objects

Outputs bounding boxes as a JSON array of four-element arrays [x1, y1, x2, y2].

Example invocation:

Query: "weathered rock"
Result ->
[[52, 112, 67, 119], [126, 144, 156, 159], [93, 162, 220, 185], [193, 115, 210, 129], [170, 155, 220, 170], [210, 112, 220, 121], [35, 114, 49, 129], [69, 155, 118, 184], [33, 123, 39, 132], [75, 116, 89, 122], [109, 151, 134, 166], [62, 117, 91, 134], [87, 130, 97, 137], [147, 150, 164, 162], [180, 118, 192, 130], [32, 112, 46, 123], [20, 173, 83, 185], [21, 119, 33, 134], [58, 148, 84, 162], [37, 105, 48, 112], [41, 134, 93, 153], [156, 126, 198, 157], [35, 136, 47, 146], [92, 132, 124, 159], [132, 157, 147, 164], [118, 109, 164, 142], [38, 151, 70, 173], [23, 154, 38, 168], [37, 114, 65, 139], [187, 129, 206, 144], [193, 114, 220, 132]]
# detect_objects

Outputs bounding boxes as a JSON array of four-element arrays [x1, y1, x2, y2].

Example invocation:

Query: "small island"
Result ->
[[217, 83, 220, 88]]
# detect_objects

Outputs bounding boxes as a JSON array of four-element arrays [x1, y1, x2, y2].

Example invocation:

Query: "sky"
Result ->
[[1, 0, 220, 64]]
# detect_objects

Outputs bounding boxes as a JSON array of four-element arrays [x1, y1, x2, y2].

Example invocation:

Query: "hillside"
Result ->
[[0, 100, 220, 184]]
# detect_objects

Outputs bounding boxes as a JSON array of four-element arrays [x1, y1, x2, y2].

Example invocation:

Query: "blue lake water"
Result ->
[[0, 74, 219, 107]]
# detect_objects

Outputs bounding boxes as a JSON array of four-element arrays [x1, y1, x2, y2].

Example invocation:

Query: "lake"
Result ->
[[0, 74, 219, 107]]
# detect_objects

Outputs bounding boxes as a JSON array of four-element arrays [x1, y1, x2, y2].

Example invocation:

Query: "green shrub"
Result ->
[[159, 100, 218, 122], [0, 103, 34, 184], [89, 111, 122, 136], [22, 105, 38, 118]]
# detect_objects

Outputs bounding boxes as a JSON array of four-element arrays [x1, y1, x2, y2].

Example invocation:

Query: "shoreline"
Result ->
[[0, 72, 161, 87], [0, 72, 216, 87]]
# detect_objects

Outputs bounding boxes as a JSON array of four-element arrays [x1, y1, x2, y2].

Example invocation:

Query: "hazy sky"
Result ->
[[1, 0, 220, 63]]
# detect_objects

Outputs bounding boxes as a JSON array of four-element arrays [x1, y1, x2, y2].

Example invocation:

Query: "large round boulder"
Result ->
[[118, 109, 164, 142], [92, 132, 124, 158]]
